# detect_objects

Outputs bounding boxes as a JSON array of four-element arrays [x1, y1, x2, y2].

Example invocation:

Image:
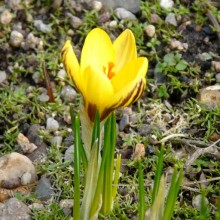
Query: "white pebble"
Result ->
[[144, 24, 156, 38], [10, 30, 24, 47], [115, 8, 136, 20], [34, 20, 52, 33], [46, 117, 59, 131], [57, 69, 67, 80], [92, 1, 102, 11], [0, 9, 13, 24], [160, 0, 174, 9]]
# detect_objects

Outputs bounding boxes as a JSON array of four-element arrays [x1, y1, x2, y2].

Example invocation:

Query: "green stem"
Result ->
[[138, 160, 145, 220]]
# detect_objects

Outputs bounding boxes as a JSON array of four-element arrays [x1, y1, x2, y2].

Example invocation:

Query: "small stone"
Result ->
[[37, 93, 49, 103], [165, 13, 177, 26], [0, 198, 31, 220], [146, 145, 155, 155], [115, 8, 136, 20], [132, 143, 145, 161], [119, 114, 130, 131], [215, 73, 220, 83], [144, 24, 156, 38], [50, 136, 63, 147], [150, 14, 161, 24], [25, 32, 40, 49], [169, 39, 187, 51], [57, 69, 66, 79], [138, 124, 152, 136], [46, 117, 59, 132], [9, 30, 24, 47], [29, 202, 44, 210], [17, 133, 38, 154], [98, 12, 111, 24], [99, 0, 140, 13], [32, 71, 42, 84], [26, 124, 48, 161], [64, 145, 74, 162], [0, 9, 13, 24], [61, 85, 77, 102], [91, 1, 102, 11], [160, 0, 174, 9], [212, 61, 220, 72], [108, 20, 117, 28], [6, 0, 23, 11], [0, 152, 37, 189], [66, 13, 82, 29], [59, 199, 73, 216], [34, 20, 52, 33], [199, 85, 220, 109], [36, 175, 54, 200], [0, 71, 7, 84], [192, 194, 209, 210], [67, 29, 74, 36]]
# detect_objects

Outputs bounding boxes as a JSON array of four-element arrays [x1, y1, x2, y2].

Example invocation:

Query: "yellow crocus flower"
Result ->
[[61, 28, 148, 122]]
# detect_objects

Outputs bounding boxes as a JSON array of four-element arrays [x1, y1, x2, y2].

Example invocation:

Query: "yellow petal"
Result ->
[[113, 29, 137, 72], [81, 66, 114, 121], [80, 28, 115, 75], [111, 57, 148, 93], [61, 40, 81, 90], [101, 78, 146, 120]]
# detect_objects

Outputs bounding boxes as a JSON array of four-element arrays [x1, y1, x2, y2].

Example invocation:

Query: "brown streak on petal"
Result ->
[[101, 79, 145, 121], [87, 102, 97, 122]]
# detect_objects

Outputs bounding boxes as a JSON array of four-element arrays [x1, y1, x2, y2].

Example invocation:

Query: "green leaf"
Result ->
[[164, 53, 176, 66], [176, 60, 188, 71]]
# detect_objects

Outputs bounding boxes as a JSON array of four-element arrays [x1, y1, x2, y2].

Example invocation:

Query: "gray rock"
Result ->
[[97, 0, 140, 13], [61, 85, 77, 102], [0, 9, 13, 24], [50, 136, 63, 147], [33, 20, 52, 33], [115, 8, 136, 20], [46, 117, 59, 131], [5, 0, 23, 11], [0, 71, 7, 83], [66, 13, 82, 29], [150, 14, 161, 24], [37, 93, 49, 103], [192, 194, 209, 210], [215, 73, 220, 83], [9, 30, 24, 47], [32, 71, 42, 84], [119, 114, 130, 131], [57, 69, 66, 80], [165, 13, 177, 26], [36, 175, 54, 200], [0, 152, 37, 189], [25, 33, 40, 49], [64, 145, 74, 162], [0, 198, 32, 220], [26, 124, 48, 161], [59, 199, 73, 216]]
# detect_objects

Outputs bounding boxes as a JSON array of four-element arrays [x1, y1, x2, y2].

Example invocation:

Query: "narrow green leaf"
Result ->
[[152, 144, 164, 203], [112, 154, 121, 200], [69, 106, 81, 220], [91, 111, 100, 151], [200, 190, 207, 220], [138, 160, 145, 220], [163, 166, 183, 220]]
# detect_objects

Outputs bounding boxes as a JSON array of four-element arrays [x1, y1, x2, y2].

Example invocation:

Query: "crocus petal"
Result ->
[[101, 78, 145, 120], [82, 66, 114, 121], [113, 29, 137, 72], [61, 40, 81, 90], [111, 57, 148, 93], [80, 28, 115, 75]]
